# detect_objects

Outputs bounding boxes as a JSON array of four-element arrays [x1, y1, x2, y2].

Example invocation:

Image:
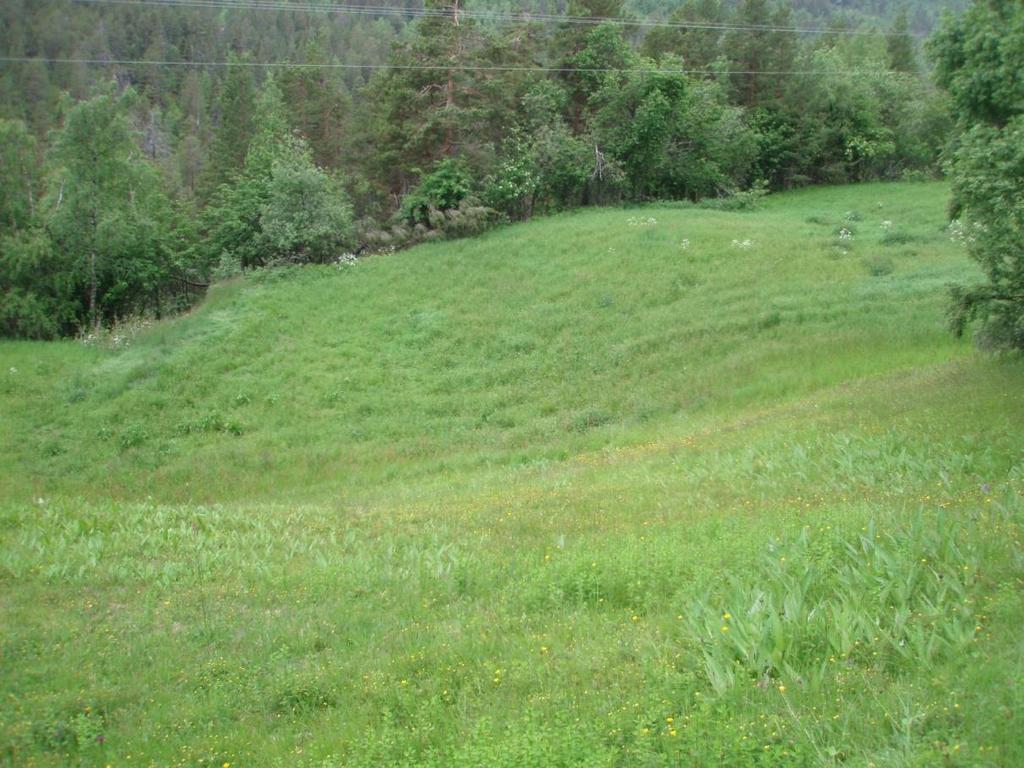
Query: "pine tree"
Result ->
[[641, 0, 725, 70], [199, 56, 256, 201], [725, 0, 796, 108], [278, 35, 351, 170], [19, 58, 55, 134], [552, 0, 627, 133], [176, 131, 205, 198], [887, 10, 918, 73], [365, 0, 493, 195]]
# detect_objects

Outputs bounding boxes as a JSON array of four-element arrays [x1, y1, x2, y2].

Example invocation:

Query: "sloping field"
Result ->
[[2, 182, 1022, 766]]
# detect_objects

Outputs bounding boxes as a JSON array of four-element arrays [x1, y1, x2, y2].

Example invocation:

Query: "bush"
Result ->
[[261, 161, 354, 264], [526, 125, 596, 213], [0, 230, 77, 339], [863, 256, 895, 277], [699, 181, 769, 212], [399, 159, 473, 227], [0, 287, 62, 340], [687, 515, 979, 693], [439, 199, 501, 238], [483, 140, 539, 221]]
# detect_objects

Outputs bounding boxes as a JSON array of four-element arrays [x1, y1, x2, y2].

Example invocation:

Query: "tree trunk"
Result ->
[[26, 175, 34, 220], [441, 0, 460, 157], [89, 209, 98, 330], [442, 69, 456, 156], [89, 249, 98, 330]]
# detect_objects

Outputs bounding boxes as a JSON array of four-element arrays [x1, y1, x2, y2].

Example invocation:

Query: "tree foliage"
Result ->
[[887, 10, 918, 73], [931, 0, 1024, 348], [46, 90, 178, 329], [0, 0, 967, 338], [199, 57, 256, 201], [400, 158, 473, 227], [201, 78, 354, 270], [592, 60, 757, 200], [0, 93, 186, 337], [0, 119, 38, 234]]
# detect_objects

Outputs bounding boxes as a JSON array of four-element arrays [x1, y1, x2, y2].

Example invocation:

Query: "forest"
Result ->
[[0, 0, 968, 339]]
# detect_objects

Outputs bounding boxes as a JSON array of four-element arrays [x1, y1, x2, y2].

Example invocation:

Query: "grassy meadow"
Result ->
[[2, 181, 1023, 766]]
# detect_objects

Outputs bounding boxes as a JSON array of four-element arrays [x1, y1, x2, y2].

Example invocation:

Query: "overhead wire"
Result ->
[[67, 0, 929, 37], [0, 55, 900, 78], [2, 0, 916, 77]]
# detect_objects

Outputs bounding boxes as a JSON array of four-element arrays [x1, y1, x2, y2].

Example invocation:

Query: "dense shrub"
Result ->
[[261, 161, 354, 264], [399, 159, 473, 227]]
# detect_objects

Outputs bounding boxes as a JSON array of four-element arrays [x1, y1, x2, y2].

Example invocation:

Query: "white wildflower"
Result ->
[[627, 216, 657, 227], [948, 219, 984, 245]]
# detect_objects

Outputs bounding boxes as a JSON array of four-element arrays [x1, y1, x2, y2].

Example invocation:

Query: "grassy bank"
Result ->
[[2, 181, 1022, 766]]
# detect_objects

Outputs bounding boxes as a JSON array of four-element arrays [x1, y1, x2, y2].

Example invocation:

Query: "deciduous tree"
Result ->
[[47, 89, 177, 328], [931, 0, 1024, 347]]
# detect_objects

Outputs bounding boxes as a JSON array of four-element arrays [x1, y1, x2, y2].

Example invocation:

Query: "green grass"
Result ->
[[2, 181, 1023, 766]]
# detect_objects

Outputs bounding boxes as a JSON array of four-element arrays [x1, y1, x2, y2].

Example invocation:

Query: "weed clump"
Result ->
[[863, 256, 895, 277], [700, 183, 769, 212], [687, 514, 980, 694]]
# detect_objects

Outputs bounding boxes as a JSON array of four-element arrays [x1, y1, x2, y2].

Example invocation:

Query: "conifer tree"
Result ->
[[887, 10, 918, 73], [278, 35, 351, 170], [364, 0, 499, 196], [641, 0, 725, 70], [552, 0, 627, 133], [199, 56, 256, 200], [725, 0, 796, 108]]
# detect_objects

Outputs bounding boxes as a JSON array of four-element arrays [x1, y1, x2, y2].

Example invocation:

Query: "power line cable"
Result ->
[[0, 54, 903, 77], [79, 0, 927, 37], [67, 0, 928, 37]]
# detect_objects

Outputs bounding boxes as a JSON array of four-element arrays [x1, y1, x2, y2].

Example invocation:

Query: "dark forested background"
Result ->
[[640, 1, 965, 31], [0, 0, 967, 338]]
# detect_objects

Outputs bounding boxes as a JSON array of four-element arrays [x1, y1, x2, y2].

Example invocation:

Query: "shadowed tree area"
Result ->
[[0, 0, 967, 338]]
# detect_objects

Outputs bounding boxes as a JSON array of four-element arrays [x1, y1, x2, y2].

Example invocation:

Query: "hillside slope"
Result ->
[[2, 181, 1023, 767], [0, 182, 988, 503]]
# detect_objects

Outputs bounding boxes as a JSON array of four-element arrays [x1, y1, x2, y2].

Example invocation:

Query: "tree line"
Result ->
[[0, 0, 972, 340]]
